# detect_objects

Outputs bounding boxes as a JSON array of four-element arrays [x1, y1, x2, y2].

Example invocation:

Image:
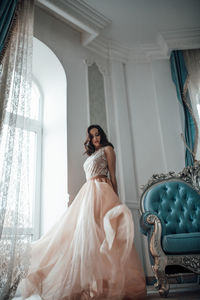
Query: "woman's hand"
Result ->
[[104, 146, 118, 195]]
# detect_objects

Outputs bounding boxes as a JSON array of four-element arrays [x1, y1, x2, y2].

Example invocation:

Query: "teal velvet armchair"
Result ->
[[140, 162, 200, 297]]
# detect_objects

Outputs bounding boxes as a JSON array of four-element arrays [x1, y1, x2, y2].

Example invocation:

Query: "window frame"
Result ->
[[31, 79, 43, 240]]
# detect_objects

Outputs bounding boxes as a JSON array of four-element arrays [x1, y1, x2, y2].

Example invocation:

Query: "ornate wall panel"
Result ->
[[88, 62, 107, 132]]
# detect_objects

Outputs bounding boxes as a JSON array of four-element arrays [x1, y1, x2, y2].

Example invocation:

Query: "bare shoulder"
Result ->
[[104, 145, 115, 156]]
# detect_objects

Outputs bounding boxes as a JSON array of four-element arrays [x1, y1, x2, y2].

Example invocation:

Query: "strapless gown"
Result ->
[[19, 147, 146, 300]]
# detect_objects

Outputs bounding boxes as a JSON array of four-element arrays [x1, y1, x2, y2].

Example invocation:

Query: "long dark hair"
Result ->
[[84, 124, 114, 156]]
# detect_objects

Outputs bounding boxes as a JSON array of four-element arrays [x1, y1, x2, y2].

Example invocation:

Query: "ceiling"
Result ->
[[84, 0, 200, 47], [36, 0, 200, 61]]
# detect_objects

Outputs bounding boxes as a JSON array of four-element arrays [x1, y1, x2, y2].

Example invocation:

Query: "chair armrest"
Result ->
[[140, 211, 166, 256], [140, 211, 165, 236], [146, 213, 166, 258]]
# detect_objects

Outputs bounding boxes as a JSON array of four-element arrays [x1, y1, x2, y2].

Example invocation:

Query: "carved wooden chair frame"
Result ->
[[140, 162, 200, 297]]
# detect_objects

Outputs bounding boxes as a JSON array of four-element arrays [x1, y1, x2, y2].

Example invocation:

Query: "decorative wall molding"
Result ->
[[86, 38, 164, 63], [162, 27, 200, 51], [64, 0, 110, 29], [86, 37, 129, 62], [35, 1, 200, 62], [36, 0, 111, 46], [87, 27, 200, 63], [84, 58, 107, 76], [87, 62, 108, 132]]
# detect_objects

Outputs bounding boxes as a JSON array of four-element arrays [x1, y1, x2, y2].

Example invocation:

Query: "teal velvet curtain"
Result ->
[[170, 50, 196, 166], [0, 0, 18, 60]]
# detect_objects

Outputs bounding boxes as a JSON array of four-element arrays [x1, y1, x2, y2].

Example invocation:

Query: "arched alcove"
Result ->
[[32, 37, 67, 235]]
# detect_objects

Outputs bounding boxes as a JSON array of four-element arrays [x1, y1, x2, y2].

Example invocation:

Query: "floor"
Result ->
[[13, 286, 200, 300], [147, 287, 200, 299]]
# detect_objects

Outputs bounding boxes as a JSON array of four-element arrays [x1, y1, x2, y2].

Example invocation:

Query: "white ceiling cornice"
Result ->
[[86, 27, 200, 63], [162, 27, 200, 51], [63, 0, 111, 30], [35, 1, 200, 63], [35, 0, 111, 46]]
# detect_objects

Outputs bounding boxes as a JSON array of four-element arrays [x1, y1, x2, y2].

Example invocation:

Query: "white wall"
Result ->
[[126, 60, 185, 189], [34, 6, 185, 276], [124, 59, 185, 274]]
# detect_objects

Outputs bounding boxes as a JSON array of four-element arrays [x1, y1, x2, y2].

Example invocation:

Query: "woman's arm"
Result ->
[[104, 146, 118, 195]]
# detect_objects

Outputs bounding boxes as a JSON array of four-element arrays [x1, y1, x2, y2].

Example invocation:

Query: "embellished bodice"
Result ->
[[83, 147, 108, 180]]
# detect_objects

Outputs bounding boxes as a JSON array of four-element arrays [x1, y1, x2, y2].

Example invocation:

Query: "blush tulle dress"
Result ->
[[20, 147, 146, 300]]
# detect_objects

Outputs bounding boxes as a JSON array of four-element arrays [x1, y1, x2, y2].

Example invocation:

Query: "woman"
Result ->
[[20, 125, 146, 300]]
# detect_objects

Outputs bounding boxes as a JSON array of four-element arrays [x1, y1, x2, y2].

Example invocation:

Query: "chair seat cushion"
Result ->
[[162, 232, 200, 254]]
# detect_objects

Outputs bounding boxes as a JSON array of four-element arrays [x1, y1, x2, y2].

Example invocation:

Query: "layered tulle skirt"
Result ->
[[20, 178, 146, 299]]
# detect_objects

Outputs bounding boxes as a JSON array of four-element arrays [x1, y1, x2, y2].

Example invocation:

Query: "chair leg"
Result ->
[[153, 264, 169, 298]]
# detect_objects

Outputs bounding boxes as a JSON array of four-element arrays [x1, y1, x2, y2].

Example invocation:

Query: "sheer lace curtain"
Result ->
[[0, 1, 34, 299], [184, 50, 200, 161]]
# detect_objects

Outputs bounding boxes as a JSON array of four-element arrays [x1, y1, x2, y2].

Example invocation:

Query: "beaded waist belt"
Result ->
[[88, 175, 107, 181]]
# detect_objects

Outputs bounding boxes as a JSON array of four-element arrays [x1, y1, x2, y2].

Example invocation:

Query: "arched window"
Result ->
[[32, 38, 67, 235]]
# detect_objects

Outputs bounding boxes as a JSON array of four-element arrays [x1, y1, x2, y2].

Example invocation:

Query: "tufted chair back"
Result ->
[[142, 179, 200, 237]]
